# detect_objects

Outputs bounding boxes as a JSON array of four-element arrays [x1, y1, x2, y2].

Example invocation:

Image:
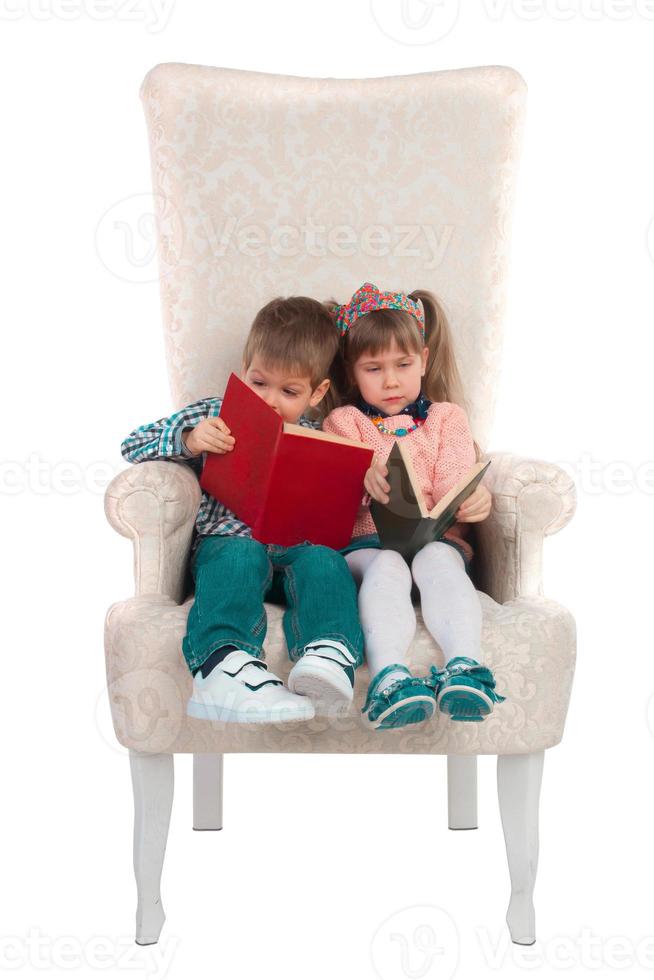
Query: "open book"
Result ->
[[199, 373, 374, 549], [370, 441, 491, 564]]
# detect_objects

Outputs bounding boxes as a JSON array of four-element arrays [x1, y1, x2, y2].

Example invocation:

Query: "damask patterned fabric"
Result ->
[[105, 589, 575, 755], [139, 62, 528, 450]]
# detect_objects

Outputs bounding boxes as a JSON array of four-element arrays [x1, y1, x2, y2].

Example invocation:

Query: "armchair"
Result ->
[[104, 62, 577, 948]]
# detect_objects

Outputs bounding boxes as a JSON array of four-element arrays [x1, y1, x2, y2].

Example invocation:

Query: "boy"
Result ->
[[120, 296, 364, 725]]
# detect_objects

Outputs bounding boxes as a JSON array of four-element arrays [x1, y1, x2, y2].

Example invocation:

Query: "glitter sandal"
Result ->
[[361, 663, 436, 730]]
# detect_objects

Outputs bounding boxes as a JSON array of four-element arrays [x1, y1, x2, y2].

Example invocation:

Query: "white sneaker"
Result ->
[[287, 640, 356, 713], [187, 649, 315, 724]]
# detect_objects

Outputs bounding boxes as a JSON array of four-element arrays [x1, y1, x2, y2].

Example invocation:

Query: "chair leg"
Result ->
[[496, 750, 544, 946], [129, 750, 174, 946], [447, 755, 478, 829], [193, 753, 224, 831]]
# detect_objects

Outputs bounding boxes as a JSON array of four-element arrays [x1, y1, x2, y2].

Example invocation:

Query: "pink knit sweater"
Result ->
[[322, 401, 477, 563]]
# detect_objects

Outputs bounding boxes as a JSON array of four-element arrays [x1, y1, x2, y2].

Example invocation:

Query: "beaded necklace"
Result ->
[[371, 416, 420, 436], [356, 392, 432, 437]]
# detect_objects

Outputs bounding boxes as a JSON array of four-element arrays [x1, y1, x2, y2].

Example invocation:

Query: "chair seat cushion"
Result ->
[[104, 590, 575, 755]]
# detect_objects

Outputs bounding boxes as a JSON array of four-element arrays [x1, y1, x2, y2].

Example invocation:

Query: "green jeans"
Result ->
[[182, 534, 365, 675]]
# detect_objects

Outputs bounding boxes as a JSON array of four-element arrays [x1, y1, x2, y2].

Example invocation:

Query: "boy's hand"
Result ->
[[455, 484, 492, 522], [183, 417, 235, 456], [364, 455, 391, 504]]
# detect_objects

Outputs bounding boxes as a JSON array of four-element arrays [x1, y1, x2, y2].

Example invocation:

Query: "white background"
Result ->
[[2, 2, 653, 978]]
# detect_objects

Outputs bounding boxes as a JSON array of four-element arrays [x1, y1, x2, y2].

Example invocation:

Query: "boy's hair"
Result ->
[[325, 289, 482, 461], [243, 296, 340, 416]]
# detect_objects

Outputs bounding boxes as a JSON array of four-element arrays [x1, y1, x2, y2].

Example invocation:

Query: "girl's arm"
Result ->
[[431, 403, 478, 504], [120, 396, 222, 466], [432, 403, 491, 520]]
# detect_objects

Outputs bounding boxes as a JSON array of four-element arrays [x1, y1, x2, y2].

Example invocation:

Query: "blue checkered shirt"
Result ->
[[120, 396, 321, 562]]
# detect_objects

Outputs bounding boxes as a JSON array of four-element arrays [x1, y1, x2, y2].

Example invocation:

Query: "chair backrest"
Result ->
[[141, 62, 526, 449]]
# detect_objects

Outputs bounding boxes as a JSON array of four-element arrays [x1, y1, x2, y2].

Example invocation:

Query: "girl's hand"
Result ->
[[364, 455, 391, 504], [455, 484, 492, 522], [183, 417, 235, 456]]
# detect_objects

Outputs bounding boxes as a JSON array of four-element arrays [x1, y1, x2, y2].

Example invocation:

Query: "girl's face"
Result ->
[[351, 338, 429, 414]]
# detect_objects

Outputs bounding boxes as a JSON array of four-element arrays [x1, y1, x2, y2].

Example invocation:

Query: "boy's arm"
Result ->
[[120, 396, 222, 465]]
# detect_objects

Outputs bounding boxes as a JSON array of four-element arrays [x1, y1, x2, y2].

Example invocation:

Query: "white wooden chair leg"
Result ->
[[129, 750, 174, 946], [497, 750, 544, 946], [448, 754, 478, 829], [193, 753, 224, 830], [447, 755, 478, 829]]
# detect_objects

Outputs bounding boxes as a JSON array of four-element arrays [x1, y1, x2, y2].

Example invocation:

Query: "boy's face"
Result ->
[[241, 354, 330, 423]]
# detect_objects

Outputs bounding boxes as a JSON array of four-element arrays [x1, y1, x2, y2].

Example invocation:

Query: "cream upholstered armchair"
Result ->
[[104, 63, 577, 948]]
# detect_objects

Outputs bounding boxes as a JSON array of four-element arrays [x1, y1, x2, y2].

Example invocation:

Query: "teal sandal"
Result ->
[[361, 664, 436, 731], [428, 656, 506, 722]]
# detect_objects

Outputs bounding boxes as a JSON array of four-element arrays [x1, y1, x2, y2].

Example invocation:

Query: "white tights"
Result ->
[[344, 541, 482, 686]]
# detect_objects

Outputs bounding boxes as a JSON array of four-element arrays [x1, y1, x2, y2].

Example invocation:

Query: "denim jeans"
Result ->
[[182, 534, 365, 675]]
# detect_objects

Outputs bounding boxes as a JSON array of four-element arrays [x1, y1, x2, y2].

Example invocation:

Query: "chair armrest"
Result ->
[[104, 460, 201, 602], [474, 451, 577, 603]]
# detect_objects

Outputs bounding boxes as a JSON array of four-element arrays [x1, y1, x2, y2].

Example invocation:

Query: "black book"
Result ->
[[370, 442, 491, 564]]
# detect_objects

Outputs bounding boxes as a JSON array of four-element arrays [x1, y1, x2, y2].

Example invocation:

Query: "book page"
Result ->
[[397, 440, 430, 517], [282, 422, 367, 450]]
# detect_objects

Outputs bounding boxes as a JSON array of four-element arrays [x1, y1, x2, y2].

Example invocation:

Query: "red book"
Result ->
[[199, 373, 374, 549]]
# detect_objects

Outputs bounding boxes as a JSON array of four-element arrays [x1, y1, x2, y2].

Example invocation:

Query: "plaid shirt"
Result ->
[[120, 396, 321, 561]]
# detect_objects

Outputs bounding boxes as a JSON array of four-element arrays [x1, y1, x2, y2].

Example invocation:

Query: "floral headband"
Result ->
[[330, 281, 426, 342]]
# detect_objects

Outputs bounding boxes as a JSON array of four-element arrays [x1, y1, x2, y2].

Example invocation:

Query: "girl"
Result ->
[[322, 282, 506, 730]]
